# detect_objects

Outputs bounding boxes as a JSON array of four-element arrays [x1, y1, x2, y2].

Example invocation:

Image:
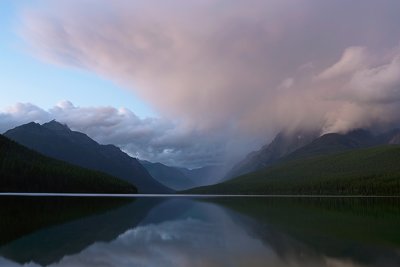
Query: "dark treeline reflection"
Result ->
[[0, 197, 132, 245], [0, 196, 400, 267], [0, 197, 162, 266], [216, 197, 400, 266]]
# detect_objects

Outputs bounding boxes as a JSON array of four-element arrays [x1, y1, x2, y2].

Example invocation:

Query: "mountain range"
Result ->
[[140, 161, 225, 190], [188, 128, 400, 195], [4, 121, 171, 193], [225, 128, 400, 179], [223, 130, 319, 180], [139, 160, 196, 191], [0, 134, 137, 193], [3, 119, 400, 195]]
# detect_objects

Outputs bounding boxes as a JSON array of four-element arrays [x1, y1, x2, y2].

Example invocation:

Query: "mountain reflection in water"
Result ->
[[0, 196, 399, 267]]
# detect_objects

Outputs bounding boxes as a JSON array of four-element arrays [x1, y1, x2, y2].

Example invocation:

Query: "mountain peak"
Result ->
[[42, 120, 71, 132], [4, 121, 172, 193], [224, 130, 319, 179]]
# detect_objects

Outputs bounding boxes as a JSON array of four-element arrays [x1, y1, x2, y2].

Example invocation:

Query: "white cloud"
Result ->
[[0, 101, 230, 168], [317, 47, 369, 80], [317, 47, 400, 133], [0, 103, 51, 132]]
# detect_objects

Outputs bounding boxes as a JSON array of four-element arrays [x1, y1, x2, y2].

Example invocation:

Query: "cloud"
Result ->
[[0, 103, 51, 132], [15, 0, 400, 161], [0, 101, 229, 168], [317, 47, 369, 80], [317, 47, 400, 133]]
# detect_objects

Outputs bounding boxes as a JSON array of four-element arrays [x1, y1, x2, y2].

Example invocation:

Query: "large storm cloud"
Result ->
[[12, 0, 400, 166]]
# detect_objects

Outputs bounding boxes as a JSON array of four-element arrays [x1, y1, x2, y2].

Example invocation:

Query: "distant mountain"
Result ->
[[283, 129, 376, 161], [225, 128, 400, 180], [188, 145, 400, 195], [140, 161, 196, 190], [284, 128, 400, 162], [140, 160, 225, 190], [4, 121, 171, 193], [390, 134, 400, 144], [224, 130, 318, 179], [382, 129, 400, 145], [0, 134, 137, 193], [179, 165, 226, 186]]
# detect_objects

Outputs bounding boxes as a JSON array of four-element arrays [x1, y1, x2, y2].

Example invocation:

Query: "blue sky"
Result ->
[[0, 1, 155, 118]]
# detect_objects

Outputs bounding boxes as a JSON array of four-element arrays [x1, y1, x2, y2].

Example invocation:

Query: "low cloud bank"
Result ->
[[0, 101, 230, 168]]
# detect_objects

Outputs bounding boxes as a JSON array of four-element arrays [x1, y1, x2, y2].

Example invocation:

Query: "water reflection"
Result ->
[[0, 197, 399, 267]]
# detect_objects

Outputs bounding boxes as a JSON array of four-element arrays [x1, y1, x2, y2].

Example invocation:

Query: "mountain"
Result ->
[[4, 121, 171, 193], [383, 129, 400, 144], [224, 130, 319, 179], [0, 134, 137, 193], [282, 128, 400, 163], [187, 145, 400, 195], [390, 134, 400, 144], [179, 165, 226, 186], [225, 128, 400, 180], [140, 161, 196, 190], [283, 129, 377, 161], [140, 161, 225, 190]]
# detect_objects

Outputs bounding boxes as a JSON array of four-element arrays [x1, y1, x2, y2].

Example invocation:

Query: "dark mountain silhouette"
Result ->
[[140, 160, 225, 190], [0, 134, 137, 193], [140, 160, 196, 190], [179, 165, 226, 186], [4, 121, 172, 193]]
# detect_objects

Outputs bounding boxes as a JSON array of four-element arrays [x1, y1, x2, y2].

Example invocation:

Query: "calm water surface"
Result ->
[[0, 196, 399, 267]]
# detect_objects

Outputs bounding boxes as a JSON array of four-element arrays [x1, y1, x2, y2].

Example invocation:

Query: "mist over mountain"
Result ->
[[139, 161, 195, 191], [140, 160, 226, 190], [178, 165, 227, 187], [224, 130, 319, 180], [4, 120, 171, 193], [226, 128, 400, 180]]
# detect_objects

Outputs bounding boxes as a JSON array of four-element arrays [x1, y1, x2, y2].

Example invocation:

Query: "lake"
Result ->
[[0, 196, 399, 267]]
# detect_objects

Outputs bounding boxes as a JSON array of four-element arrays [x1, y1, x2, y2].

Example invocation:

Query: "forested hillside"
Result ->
[[0, 135, 137, 193]]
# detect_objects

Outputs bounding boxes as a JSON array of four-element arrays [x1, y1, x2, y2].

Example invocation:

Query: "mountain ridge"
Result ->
[[223, 130, 319, 180], [139, 160, 196, 190], [0, 134, 137, 193], [187, 144, 400, 195], [225, 128, 400, 181], [140, 160, 225, 190], [4, 121, 172, 193]]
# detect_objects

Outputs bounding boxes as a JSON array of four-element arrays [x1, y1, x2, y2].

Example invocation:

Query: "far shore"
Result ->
[[0, 193, 399, 198]]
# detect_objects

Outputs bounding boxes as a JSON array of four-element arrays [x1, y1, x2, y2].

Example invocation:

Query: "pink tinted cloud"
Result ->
[[17, 0, 400, 157]]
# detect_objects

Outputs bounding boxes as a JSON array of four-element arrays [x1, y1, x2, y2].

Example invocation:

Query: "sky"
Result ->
[[0, 1, 155, 115], [2, 0, 400, 168]]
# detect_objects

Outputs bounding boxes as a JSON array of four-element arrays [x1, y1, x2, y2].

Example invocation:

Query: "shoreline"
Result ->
[[0, 193, 399, 198]]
